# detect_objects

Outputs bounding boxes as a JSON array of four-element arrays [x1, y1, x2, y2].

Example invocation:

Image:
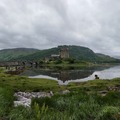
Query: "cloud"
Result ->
[[0, 0, 120, 56]]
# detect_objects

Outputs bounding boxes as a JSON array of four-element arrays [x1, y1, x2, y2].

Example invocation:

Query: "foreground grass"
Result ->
[[0, 87, 120, 120], [68, 78, 120, 92], [0, 87, 14, 120], [0, 70, 120, 120], [0, 72, 60, 92]]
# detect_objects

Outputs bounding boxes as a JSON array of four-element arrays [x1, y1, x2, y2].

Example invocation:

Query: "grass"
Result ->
[[68, 78, 120, 92], [0, 72, 60, 92], [0, 69, 120, 120], [11, 91, 119, 120], [0, 87, 14, 119], [1, 67, 120, 92]]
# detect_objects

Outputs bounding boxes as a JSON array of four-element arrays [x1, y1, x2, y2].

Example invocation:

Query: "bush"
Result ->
[[31, 97, 56, 108]]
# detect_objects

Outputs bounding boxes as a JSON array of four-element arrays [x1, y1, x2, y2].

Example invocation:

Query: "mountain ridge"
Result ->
[[0, 45, 119, 63], [0, 48, 39, 61]]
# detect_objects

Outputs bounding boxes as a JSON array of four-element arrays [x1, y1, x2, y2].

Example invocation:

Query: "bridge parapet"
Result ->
[[0, 61, 20, 67], [0, 61, 40, 67]]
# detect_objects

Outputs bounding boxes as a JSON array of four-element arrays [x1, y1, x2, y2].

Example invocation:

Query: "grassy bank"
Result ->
[[0, 70, 120, 120], [0, 72, 60, 92], [68, 78, 120, 92]]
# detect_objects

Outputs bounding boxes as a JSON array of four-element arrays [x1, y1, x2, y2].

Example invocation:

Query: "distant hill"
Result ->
[[68, 46, 97, 61], [113, 56, 120, 59], [95, 53, 119, 63], [13, 47, 60, 61], [0, 48, 39, 61], [10, 45, 97, 61], [0, 46, 119, 63]]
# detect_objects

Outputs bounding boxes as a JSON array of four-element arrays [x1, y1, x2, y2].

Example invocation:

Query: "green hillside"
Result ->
[[0, 45, 119, 63], [10, 45, 97, 62], [96, 53, 120, 63], [14, 47, 60, 61], [12, 46, 120, 63], [68, 46, 97, 61], [0, 48, 39, 61]]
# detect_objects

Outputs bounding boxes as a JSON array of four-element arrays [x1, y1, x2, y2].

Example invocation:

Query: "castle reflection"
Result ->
[[50, 70, 94, 82], [20, 68, 95, 83]]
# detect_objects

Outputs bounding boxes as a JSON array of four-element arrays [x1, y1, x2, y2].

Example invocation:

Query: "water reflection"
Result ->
[[70, 65, 120, 84], [19, 65, 119, 85], [20, 69, 94, 82], [51, 70, 94, 82]]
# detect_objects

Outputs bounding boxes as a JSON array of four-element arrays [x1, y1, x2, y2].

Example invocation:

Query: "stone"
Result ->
[[98, 90, 108, 96], [62, 90, 70, 94], [14, 91, 53, 107]]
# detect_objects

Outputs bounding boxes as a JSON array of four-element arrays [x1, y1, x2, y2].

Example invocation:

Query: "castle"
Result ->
[[51, 46, 69, 60], [59, 47, 69, 59]]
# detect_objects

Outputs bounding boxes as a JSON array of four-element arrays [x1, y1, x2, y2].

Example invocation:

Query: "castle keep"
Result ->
[[60, 47, 69, 59], [51, 46, 69, 60]]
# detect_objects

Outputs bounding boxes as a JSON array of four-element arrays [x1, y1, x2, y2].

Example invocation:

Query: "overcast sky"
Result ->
[[0, 0, 120, 56]]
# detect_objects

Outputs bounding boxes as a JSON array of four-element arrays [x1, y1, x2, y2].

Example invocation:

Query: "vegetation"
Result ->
[[0, 84, 120, 120], [16, 45, 120, 63], [0, 45, 119, 63], [96, 53, 120, 63], [0, 46, 119, 120], [0, 48, 39, 61], [0, 69, 120, 120], [39, 59, 90, 69], [0, 72, 59, 92], [30, 91, 120, 120], [0, 87, 14, 119]]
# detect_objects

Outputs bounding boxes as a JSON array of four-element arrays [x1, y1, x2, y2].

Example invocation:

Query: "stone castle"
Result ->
[[51, 46, 69, 60], [59, 47, 69, 59]]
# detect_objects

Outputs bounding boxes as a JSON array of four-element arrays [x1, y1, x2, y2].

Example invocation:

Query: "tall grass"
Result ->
[[30, 91, 120, 120], [0, 87, 14, 119], [9, 106, 33, 120], [0, 88, 119, 120]]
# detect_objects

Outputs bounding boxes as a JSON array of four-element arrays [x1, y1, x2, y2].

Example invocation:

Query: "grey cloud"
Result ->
[[0, 0, 120, 56]]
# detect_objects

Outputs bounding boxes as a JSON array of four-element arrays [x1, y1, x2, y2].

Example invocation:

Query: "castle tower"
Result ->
[[60, 47, 69, 59]]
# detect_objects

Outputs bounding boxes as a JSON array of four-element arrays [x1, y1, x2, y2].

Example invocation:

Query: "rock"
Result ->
[[14, 91, 53, 107], [14, 100, 31, 107], [108, 86, 120, 91], [98, 90, 108, 96], [62, 90, 70, 94], [50, 91, 54, 96]]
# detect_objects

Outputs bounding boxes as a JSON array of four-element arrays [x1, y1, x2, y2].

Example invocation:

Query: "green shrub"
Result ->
[[31, 97, 56, 108], [32, 102, 48, 120]]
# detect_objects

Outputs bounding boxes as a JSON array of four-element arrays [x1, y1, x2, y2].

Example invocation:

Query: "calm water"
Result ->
[[20, 65, 120, 85]]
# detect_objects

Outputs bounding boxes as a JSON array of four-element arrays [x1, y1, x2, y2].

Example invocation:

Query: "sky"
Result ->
[[0, 0, 120, 56]]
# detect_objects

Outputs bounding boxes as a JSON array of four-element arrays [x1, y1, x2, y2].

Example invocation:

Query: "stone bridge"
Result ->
[[0, 61, 39, 67]]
